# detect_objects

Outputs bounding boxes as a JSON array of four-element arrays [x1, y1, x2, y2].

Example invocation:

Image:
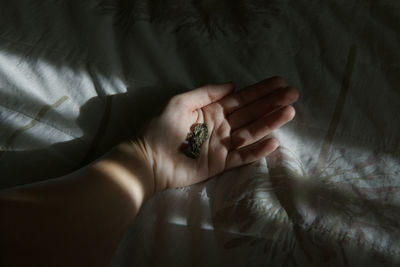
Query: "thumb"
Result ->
[[180, 82, 235, 110]]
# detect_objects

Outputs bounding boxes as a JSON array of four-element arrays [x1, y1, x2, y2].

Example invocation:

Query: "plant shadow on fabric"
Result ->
[[210, 44, 400, 265], [211, 145, 400, 265], [98, 0, 281, 38]]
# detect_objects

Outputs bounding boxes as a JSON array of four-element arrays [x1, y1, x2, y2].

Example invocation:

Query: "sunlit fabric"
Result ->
[[0, 0, 399, 266]]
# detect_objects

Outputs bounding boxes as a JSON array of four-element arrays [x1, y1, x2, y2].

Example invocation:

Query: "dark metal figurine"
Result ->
[[184, 123, 208, 159]]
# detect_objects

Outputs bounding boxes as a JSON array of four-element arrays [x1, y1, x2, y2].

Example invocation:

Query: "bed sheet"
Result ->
[[0, 0, 399, 266]]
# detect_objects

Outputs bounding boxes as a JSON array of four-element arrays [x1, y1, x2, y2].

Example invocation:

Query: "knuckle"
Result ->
[[236, 91, 246, 105], [231, 130, 247, 148], [246, 126, 257, 140], [216, 121, 230, 136], [258, 121, 271, 136], [267, 138, 280, 152]]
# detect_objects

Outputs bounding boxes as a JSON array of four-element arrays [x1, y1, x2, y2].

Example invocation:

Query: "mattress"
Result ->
[[0, 0, 399, 266]]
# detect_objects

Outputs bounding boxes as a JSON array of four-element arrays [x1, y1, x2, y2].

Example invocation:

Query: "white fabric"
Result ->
[[0, 0, 399, 266]]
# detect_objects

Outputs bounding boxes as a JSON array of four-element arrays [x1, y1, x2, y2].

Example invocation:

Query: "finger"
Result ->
[[231, 105, 295, 148], [228, 86, 299, 131], [219, 76, 286, 115], [176, 82, 235, 111], [225, 138, 279, 170]]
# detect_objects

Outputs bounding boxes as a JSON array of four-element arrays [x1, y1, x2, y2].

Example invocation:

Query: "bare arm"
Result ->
[[0, 77, 299, 267], [0, 142, 153, 267]]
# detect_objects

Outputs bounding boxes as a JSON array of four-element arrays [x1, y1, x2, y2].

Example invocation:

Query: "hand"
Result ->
[[129, 76, 299, 193], [0, 77, 300, 266]]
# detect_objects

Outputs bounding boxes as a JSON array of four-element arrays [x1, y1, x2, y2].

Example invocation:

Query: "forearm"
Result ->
[[0, 142, 154, 267], [0, 77, 298, 266]]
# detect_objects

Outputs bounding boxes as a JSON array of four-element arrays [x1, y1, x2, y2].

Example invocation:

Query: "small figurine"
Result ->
[[184, 123, 208, 159]]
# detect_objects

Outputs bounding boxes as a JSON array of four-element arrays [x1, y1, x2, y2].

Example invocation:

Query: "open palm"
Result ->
[[139, 76, 299, 191]]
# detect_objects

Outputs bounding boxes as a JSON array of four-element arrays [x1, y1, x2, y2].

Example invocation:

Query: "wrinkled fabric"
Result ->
[[0, 0, 399, 266]]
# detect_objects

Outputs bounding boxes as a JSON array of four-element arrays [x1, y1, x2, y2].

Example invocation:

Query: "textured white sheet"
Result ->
[[1, 0, 399, 266]]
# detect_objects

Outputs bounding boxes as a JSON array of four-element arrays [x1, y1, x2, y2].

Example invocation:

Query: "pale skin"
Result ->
[[0, 76, 299, 267]]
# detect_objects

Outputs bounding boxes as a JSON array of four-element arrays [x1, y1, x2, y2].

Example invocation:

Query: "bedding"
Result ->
[[0, 0, 399, 266]]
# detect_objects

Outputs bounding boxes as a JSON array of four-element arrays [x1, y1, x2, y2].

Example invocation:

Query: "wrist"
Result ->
[[92, 140, 155, 209]]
